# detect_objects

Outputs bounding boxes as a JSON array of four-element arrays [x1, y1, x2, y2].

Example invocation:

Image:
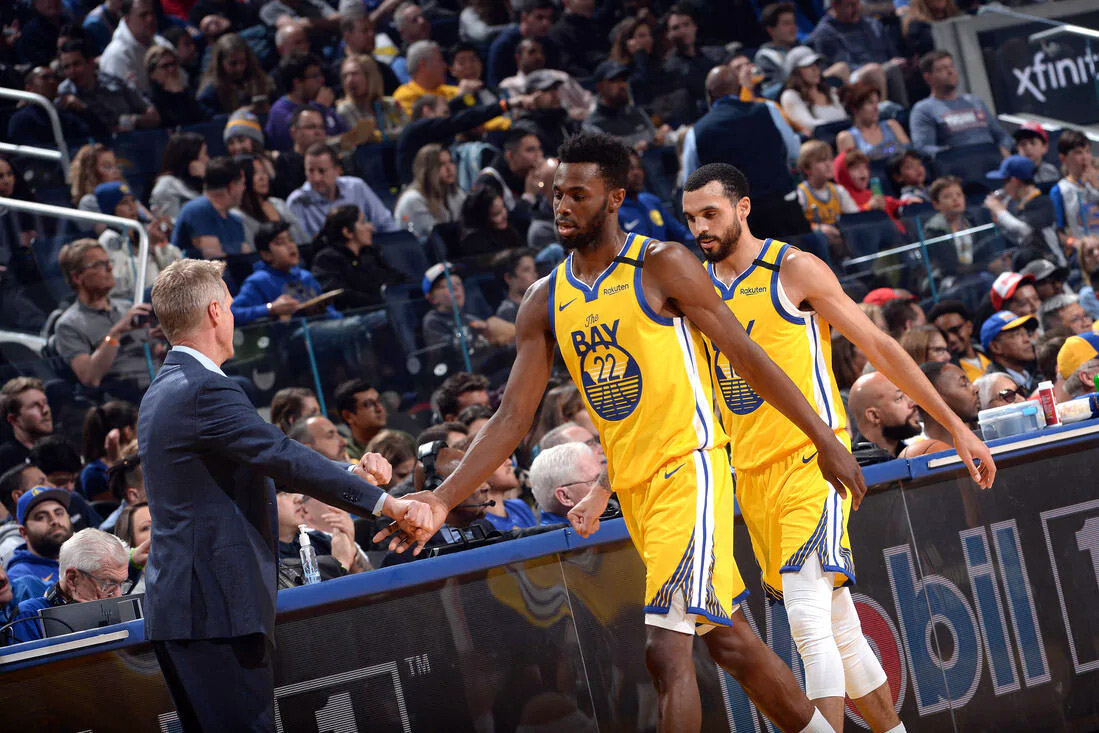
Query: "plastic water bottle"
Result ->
[[298, 524, 321, 585]]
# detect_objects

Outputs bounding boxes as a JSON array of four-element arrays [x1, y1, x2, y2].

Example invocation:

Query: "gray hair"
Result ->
[[406, 40, 440, 76], [1066, 358, 1099, 397], [274, 21, 304, 49], [540, 422, 584, 450], [151, 259, 228, 343], [59, 528, 129, 578], [394, 2, 421, 32], [1037, 293, 1079, 332], [530, 442, 591, 515], [974, 373, 1017, 410]]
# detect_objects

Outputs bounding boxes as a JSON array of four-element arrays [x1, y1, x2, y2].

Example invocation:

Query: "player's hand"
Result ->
[[952, 429, 996, 489], [374, 491, 448, 555], [816, 439, 867, 510], [353, 452, 392, 487], [567, 487, 611, 537]]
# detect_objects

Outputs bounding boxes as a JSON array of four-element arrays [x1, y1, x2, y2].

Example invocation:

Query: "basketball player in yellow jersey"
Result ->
[[379, 133, 867, 732], [681, 163, 997, 733]]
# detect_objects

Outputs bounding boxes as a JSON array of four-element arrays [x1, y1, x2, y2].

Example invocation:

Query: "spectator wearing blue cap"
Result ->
[[984, 155, 1063, 266], [981, 311, 1041, 394], [7, 528, 132, 644], [1057, 332, 1099, 398], [4, 487, 74, 600], [95, 182, 183, 300], [421, 262, 514, 355]]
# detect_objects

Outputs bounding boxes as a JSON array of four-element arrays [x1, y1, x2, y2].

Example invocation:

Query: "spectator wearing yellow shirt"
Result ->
[[394, 40, 470, 115]]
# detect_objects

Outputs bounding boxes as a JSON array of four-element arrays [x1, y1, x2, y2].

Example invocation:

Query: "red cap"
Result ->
[[1013, 121, 1048, 144], [862, 288, 913, 306], [989, 271, 1035, 310]]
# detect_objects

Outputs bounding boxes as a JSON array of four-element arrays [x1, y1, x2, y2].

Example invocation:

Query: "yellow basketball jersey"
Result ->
[[549, 233, 727, 490], [798, 181, 844, 226], [706, 239, 846, 470]]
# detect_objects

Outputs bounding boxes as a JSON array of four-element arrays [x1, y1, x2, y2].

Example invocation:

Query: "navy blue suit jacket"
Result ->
[[138, 349, 385, 641]]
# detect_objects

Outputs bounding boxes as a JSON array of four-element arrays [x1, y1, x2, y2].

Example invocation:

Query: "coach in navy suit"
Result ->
[[139, 259, 429, 732]]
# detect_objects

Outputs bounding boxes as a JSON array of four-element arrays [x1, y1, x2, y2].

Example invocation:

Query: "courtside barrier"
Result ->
[[3, 419, 1099, 731]]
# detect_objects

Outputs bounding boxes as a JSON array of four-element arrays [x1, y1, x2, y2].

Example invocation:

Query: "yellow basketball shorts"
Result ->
[[618, 446, 747, 634], [734, 435, 855, 604]]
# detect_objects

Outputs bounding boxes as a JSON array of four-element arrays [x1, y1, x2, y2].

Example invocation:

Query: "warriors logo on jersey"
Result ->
[[571, 320, 643, 421], [711, 322, 764, 415]]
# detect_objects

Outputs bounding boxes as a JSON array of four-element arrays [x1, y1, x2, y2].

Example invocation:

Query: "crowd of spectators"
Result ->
[[1, 0, 1098, 647]]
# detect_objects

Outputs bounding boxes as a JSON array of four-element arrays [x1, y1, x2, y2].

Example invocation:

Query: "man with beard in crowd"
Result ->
[[0, 378, 54, 474], [849, 372, 922, 457], [5, 487, 74, 599], [900, 362, 979, 458], [378, 132, 865, 733]]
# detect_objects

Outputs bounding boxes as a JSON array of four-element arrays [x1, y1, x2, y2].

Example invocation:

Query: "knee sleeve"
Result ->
[[782, 559, 845, 700], [831, 587, 888, 699]]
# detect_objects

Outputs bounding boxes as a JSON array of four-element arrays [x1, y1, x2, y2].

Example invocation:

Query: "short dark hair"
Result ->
[[557, 131, 631, 191], [416, 421, 467, 447], [926, 298, 970, 323], [0, 464, 37, 514], [280, 52, 323, 84], [884, 150, 922, 183], [29, 435, 82, 476], [664, 4, 699, 27], [1058, 129, 1089, 156], [290, 105, 321, 129], [447, 41, 479, 64], [919, 49, 952, 76], [59, 39, 90, 58], [882, 298, 920, 338], [304, 141, 340, 166], [760, 2, 796, 28], [513, 0, 553, 16], [270, 387, 316, 433], [493, 247, 537, 280], [683, 162, 750, 202], [255, 221, 291, 252], [456, 403, 493, 426], [503, 128, 539, 153], [433, 372, 490, 420], [334, 378, 377, 420], [107, 452, 142, 501], [204, 156, 241, 190], [919, 360, 947, 385]]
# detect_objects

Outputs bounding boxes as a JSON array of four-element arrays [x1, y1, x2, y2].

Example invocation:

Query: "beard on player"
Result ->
[[697, 215, 741, 263], [556, 197, 611, 252]]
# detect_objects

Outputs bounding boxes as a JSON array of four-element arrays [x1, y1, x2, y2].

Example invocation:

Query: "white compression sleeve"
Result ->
[[831, 586, 888, 699], [782, 557, 846, 700], [797, 707, 834, 733]]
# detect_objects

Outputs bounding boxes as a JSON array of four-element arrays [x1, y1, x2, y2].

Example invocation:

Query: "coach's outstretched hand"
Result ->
[[816, 439, 868, 510], [373, 491, 449, 555]]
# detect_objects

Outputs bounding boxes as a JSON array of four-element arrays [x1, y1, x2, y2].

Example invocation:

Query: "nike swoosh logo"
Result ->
[[558, 298, 576, 311], [664, 464, 684, 479], [624, 219, 640, 229], [801, 451, 818, 464]]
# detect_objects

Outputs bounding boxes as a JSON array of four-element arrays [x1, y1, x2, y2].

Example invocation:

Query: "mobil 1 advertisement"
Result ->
[[979, 9, 1099, 125], [723, 440, 1099, 732]]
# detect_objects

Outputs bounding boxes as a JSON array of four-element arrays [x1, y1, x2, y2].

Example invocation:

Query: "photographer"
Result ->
[[55, 239, 160, 403]]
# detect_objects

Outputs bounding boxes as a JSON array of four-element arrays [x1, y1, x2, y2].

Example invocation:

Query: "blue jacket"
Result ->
[[482, 499, 537, 532], [539, 511, 569, 526], [138, 348, 387, 640], [5, 546, 59, 596], [619, 192, 693, 244], [231, 261, 341, 325], [8, 595, 51, 643]]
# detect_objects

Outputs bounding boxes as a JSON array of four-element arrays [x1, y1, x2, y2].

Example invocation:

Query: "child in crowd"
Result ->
[[922, 176, 1009, 291], [795, 140, 858, 254], [1012, 122, 1060, 185], [1052, 130, 1099, 241], [95, 182, 181, 299], [231, 221, 340, 326], [834, 149, 904, 230], [885, 150, 931, 204]]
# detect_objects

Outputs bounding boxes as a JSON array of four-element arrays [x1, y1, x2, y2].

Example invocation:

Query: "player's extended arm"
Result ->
[[782, 249, 996, 489], [376, 279, 557, 553], [646, 242, 867, 505]]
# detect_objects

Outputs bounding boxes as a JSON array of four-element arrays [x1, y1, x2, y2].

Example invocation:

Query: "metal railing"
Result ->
[[0, 89, 71, 182], [0, 198, 149, 303]]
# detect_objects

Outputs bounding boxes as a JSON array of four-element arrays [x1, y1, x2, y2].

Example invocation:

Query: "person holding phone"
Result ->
[[54, 239, 159, 403]]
